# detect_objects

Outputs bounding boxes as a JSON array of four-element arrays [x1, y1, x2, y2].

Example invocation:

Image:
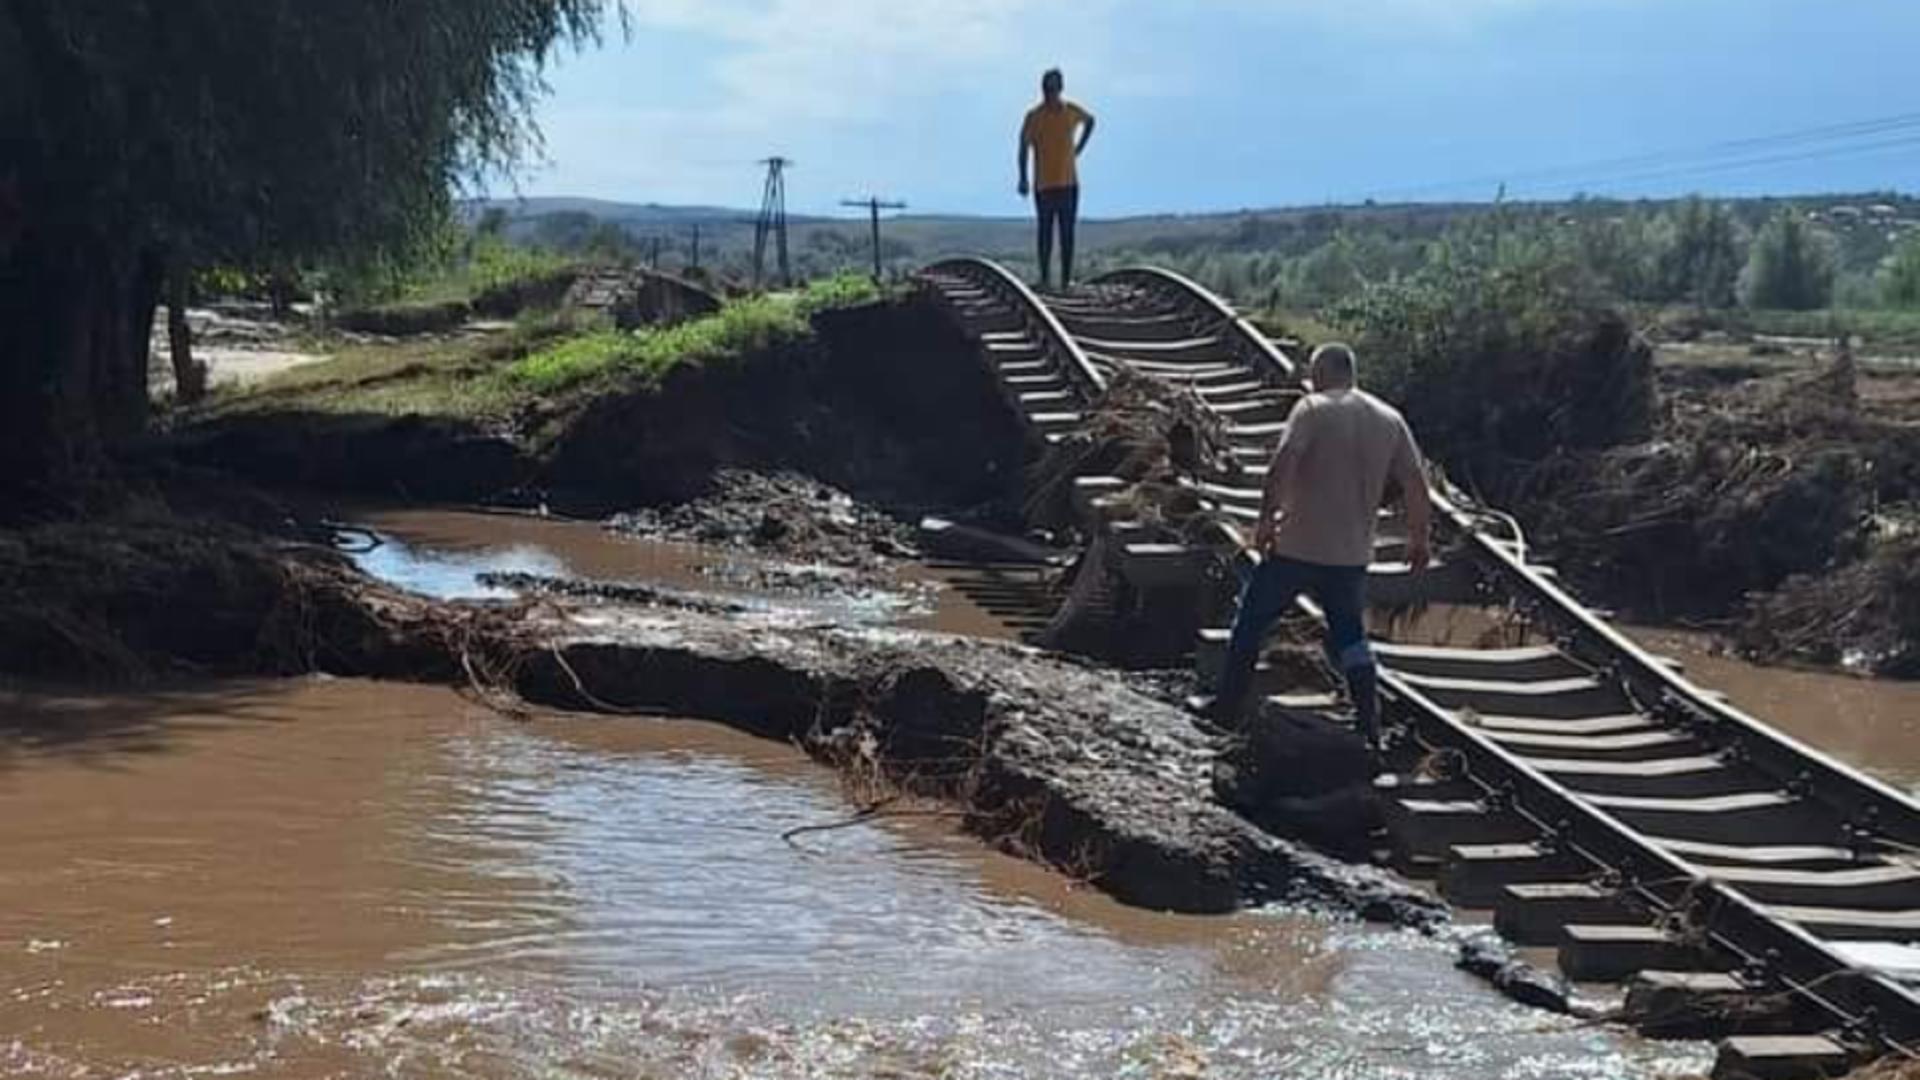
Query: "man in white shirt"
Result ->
[[1211, 343, 1433, 748]]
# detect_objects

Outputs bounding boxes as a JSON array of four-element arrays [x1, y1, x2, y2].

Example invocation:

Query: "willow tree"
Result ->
[[0, 1, 609, 485]]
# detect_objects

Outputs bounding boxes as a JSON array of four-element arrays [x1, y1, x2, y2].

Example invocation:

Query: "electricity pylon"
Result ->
[[753, 157, 793, 289]]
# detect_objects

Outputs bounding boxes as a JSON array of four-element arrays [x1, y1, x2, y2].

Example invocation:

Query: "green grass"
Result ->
[[220, 273, 890, 421], [792, 272, 882, 316], [1744, 307, 1920, 349], [502, 274, 882, 394], [504, 296, 809, 393], [398, 239, 576, 307], [211, 336, 516, 418]]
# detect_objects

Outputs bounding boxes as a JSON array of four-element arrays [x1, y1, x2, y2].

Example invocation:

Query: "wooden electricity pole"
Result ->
[[840, 195, 907, 281]]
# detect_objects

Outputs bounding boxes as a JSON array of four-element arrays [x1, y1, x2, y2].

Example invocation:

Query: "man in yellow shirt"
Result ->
[[1017, 69, 1096, 290]]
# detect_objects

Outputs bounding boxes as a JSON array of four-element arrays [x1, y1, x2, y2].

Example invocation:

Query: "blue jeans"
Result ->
[[1214, 556, 1380, 742], [1035, 185, 1079, 287]]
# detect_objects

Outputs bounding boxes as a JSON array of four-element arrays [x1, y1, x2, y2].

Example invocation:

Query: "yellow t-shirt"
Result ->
[[1023, 101, 1089, 192]]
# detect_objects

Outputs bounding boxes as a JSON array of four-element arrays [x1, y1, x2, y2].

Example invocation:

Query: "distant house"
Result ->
[[1828, 205, 1865, 226], [1868, 203, 1900, 220]]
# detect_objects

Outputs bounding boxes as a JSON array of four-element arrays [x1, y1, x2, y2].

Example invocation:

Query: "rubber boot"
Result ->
[[1346, 662, 1381, 751]]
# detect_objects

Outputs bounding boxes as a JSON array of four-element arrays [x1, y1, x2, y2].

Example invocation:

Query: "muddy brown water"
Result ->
[[1392, 605, 1920, 795], [1627, 627, 1920, 794], [0, 678, 1710, 1078], [0, 509, 1724, 1076], [356, 508, 1920, 794], [357, 508, 1920, 793], [346, 506, 1049, 640]]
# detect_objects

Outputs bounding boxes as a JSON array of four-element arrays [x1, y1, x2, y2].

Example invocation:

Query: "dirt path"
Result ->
[[147, 305, 329, 393]]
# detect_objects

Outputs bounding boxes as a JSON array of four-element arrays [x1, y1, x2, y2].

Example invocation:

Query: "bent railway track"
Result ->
[[919, 256, 1920, 1077]]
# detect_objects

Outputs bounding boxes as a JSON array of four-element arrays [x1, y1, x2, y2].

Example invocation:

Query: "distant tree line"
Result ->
[[1084, 196, 1920, 317]]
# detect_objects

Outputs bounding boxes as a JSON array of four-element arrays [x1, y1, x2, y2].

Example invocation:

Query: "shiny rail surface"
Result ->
[[919, 256, 1920, 1068]]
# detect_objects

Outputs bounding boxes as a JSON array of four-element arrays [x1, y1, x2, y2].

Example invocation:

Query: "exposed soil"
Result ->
[[177, 298, 1029, 525]]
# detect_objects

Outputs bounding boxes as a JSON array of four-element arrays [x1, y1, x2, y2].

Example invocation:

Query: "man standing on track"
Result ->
[[1211, 343, 1433, 751], [1017, 68, 1095, 291]]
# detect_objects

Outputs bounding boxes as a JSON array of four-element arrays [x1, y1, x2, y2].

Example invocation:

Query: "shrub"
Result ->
[[1328, 221, 1654, 496]]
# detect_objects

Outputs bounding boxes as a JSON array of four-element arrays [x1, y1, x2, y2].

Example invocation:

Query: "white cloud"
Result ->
[[535, 0, 1638, 205], [619, 0, 1129, 123]]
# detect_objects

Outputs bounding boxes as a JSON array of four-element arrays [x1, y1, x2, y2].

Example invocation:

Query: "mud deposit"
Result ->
[[0, 678, 1710, 1079], [348, 506, 985, 637]]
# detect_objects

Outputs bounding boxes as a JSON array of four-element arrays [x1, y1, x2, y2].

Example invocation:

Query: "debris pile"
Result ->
[[608, 469, 917, 569]]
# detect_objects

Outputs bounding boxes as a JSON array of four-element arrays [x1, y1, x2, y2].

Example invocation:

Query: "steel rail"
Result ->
[[1089, 263, 1920, 1054], [1101, 265, 1920, 845], [924, 257, 1108, 396]]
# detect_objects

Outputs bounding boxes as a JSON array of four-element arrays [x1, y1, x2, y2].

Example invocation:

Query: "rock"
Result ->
[[1213, 707, 1380, 858], [1457, 934, 1577, 1015]]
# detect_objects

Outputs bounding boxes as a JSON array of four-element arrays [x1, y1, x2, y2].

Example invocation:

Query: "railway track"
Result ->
[[920, 256, 1920, 1078]]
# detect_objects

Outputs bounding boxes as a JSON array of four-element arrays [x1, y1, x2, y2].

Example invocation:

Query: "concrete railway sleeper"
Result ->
[[919, 256, 1920, 1075]]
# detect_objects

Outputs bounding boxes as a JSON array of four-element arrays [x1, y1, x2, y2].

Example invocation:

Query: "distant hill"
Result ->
[[465, 196, 831, 226], [463, 191, 1918, 293]]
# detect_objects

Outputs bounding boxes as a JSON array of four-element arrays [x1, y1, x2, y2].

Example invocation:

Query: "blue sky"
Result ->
[[521, 0, 1919, 218]]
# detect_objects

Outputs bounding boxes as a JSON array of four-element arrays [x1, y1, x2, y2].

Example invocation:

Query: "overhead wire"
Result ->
[[1361, 110, 1920, 202]]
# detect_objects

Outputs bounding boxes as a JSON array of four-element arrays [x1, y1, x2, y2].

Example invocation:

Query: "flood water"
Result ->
[[26, 505, 1914, 1075], [1390, 604, 1920, 795], [0, 678, 1709, 1078], [352, 507, 1920, 794], [1629, 626, 1920, 794], [346, 506, 1035, 641]]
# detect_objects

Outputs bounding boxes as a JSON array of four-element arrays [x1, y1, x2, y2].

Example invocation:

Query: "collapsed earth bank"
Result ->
[[178, 298, 1029, 517]]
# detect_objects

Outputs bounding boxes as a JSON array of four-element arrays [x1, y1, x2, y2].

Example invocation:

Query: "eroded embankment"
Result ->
[[177, 297, 1029, 516]]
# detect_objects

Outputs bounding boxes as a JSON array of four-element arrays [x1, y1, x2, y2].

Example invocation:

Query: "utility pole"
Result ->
[[689, 224, 701, 271], [840, 195, 907, 281], [753, 156, 793, 289], [648, 235, 662, 270]]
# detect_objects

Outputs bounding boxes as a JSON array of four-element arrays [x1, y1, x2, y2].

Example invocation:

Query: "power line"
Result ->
[[1505, 132, 1920, 199], [1364, 110, 1920, 202]]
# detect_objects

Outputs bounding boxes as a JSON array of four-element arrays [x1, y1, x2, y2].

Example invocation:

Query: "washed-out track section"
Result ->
[[919, 256, 1920, 1078]]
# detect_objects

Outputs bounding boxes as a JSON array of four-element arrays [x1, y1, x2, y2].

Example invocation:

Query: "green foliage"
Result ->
[[1743, 211, 1836, 311], [500, 273, 883, 394], [793, 272, 883, 316], [1654, 197, 1742, 307], [2, 0, 611, 273], [503, 332, 643, 392], [1882, 234, 1920, 310], [1329, 220, 1653, 492], [505, 297, 810, 393]]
